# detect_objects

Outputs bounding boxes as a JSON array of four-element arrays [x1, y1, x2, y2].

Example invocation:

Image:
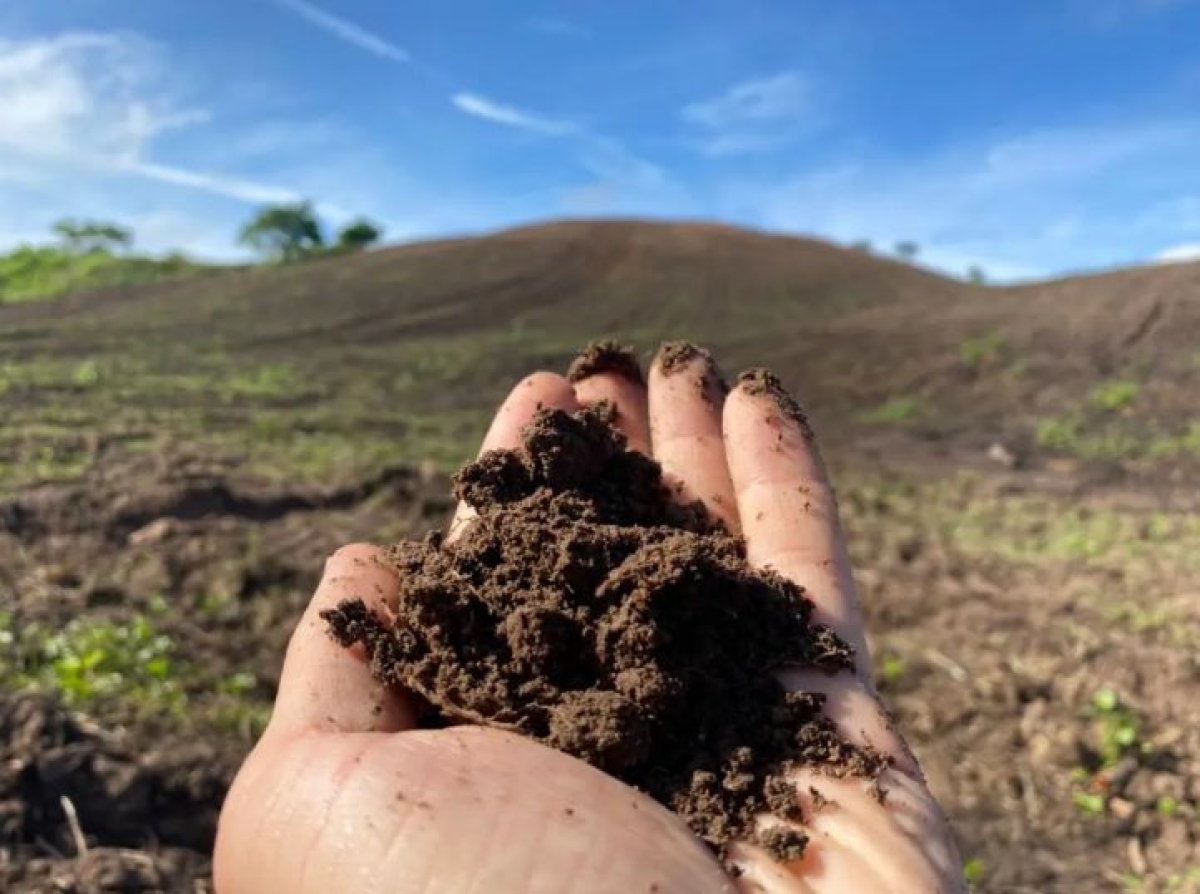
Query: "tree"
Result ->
[[967, 265, 987, 285], [336, 219, 383, 252], [850, 239, 872, 253], [894, 240, 919, 260], [238, 202, 325, 262], [53, 219, 132, 254]]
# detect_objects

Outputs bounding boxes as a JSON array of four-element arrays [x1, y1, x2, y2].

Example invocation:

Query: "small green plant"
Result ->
[[863, 396, 922, 424], [71, 359, 102, 388], [880, 653, 907, 687], [963, 858, 985, 887], [960, 331, 1006, 367], [1089, 688, 1141, 766], [1036, 415, 1081, 451], [1157, 796, 1180, 817], [26, 615, 184, 713], [1090, 380, 1141, 413], [1073, 791, 1106, 816]]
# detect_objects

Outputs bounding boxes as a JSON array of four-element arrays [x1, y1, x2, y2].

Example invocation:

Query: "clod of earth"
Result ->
[[323, 399, 886, 863]]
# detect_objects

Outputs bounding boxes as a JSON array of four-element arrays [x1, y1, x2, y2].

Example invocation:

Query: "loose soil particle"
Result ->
[[657, 340, 730, 406], [324, 402, 886, 863], [738, 368, 814, 437]]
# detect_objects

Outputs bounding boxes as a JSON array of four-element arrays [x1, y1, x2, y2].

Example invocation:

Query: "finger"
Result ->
[[267, 544, 415, 737], [448, 372, 579, 539], [728, 770, 965, 893], [648, 341, 738, 530], [568, 342, 651, 453], [724, 370, 869, 676]]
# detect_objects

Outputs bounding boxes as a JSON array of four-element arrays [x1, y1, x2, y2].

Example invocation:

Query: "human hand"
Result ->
[[215, 345, 966, 893]]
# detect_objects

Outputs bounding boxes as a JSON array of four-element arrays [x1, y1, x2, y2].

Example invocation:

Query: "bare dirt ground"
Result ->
[[2, 447, 1197, 892], [2, 221, 1199, 891]]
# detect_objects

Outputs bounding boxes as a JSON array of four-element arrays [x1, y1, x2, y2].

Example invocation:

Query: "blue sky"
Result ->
[[1, 0, 1199, 280]]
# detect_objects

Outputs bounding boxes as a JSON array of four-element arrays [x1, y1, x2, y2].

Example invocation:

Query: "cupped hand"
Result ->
[[215, 347, 966, 893]]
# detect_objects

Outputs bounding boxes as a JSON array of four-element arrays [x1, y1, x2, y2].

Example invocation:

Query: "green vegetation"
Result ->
[[2, 614, 184, 714], [337, 218, 383, 252], [960, 331, 1006, 367], [963, 858, 986, 888], [1089, 380, 1141, 413], [0, 609, 270, 738], [862, 395, 922, 424], [880, 653, 907, 687], [0, 244, 205, 303], [967, 265, 987, 285], [53, 218, 132, 254], [1088, 688, 1142, 766], [894, 240, 920, 259], [239, 201, 326, 261], [238, 202, 384, 262]]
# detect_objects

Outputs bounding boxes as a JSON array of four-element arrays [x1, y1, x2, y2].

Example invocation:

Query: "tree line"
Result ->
[[36, 202, 383, 264]]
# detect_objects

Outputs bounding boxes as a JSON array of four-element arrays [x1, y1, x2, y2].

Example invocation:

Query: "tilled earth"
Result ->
[[1, 447, 1198, 893]]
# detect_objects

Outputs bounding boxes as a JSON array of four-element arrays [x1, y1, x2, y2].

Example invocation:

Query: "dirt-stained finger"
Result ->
[[724, 369, 869, 675], [268, 543, 415, 737], [648, 341, 738, 530], [568, 341, 652, 454]]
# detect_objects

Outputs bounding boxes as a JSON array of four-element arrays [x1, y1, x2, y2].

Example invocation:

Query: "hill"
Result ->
[[1, 219, 1197, 492]]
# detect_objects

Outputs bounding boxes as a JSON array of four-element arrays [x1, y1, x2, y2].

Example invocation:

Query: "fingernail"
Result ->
[[566, 340, 644, 384], [655, 341, 729, 406]]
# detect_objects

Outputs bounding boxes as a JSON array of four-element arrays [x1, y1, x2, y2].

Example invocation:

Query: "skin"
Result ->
[[215, 347, 968, 893]]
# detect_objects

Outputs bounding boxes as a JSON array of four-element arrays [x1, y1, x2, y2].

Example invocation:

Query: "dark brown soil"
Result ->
[[565, 339, 645, 384], [324, 405, 885, 860], [0, 691, 232, 893]]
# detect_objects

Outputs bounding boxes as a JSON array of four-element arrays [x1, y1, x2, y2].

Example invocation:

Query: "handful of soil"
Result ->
[[324, 399, 886, 862]]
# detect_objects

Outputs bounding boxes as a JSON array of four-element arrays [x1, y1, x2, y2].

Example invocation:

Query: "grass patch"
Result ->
[[1034, 414, 1145, 461], [0, 610, 271, 739], [1089, 380, 1141, 413], [959, 331, 1006, 368], [0, 245, 210, 303], [862, 395, 922, 424], [2, 614, 184, 715]]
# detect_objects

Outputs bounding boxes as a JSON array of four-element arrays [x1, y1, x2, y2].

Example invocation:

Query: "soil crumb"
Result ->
[[657, 341, 729, 406], [567, 340, 645, 384], [323, 403, 884, 862], [737, 367, 813, 436]]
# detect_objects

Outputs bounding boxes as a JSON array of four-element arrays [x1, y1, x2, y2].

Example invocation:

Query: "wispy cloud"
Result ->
[[451, 92, 572, 136], [124, 161, 300, 205], [681, 72, 817, 157], [0, 32, 297, 204], [727, 119, 1200, 280], [267, 0, 409, 63], [683, 72, 812, 128], [1156, 242, 1200, 263]]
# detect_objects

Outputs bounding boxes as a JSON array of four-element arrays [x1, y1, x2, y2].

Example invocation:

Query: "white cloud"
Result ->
[[124, 161, 301, 205], [267, 0, 409, 63], [681, 72, 816, 157], [0, 32, 205, 164], [451, 92, 572, 136], [0, 31, 332, 255], [723, 119, 1200, 281], [683, 72, 812, 128], [1155, 242, 1200, 263]]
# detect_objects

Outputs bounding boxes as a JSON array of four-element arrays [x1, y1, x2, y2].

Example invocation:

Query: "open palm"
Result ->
[[215, 347, 966, 893]]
